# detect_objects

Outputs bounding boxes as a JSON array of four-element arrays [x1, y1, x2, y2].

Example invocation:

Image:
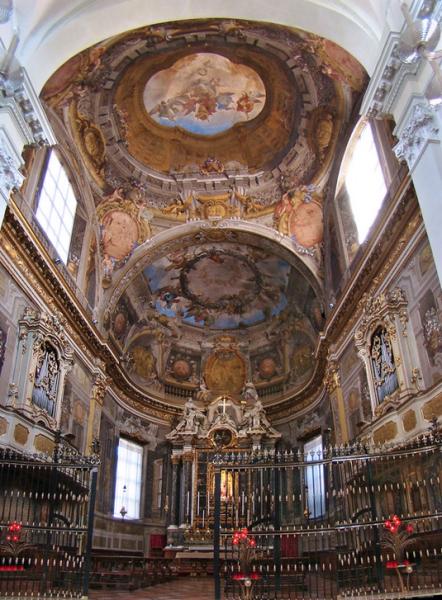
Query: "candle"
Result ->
[[241, 492, 245, 515], [202, 509, 205, 529], [187, 491, 190, 516], [197, 491, 200, 515], [207, 492, 210, 516]]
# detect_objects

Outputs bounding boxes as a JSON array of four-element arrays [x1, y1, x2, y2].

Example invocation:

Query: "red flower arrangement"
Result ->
[[382, 515, 415, 591], [5, 521, 22, 543], [232, 528, 256, 575]]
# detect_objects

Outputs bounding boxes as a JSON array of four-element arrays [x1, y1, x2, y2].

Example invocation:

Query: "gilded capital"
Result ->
[[324, 360, 340, 393]]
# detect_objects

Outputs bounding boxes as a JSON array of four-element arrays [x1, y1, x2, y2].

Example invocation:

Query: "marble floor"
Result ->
[[89, 576, 219, 600]]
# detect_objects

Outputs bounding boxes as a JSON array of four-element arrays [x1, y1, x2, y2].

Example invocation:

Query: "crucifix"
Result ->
[[221, 396, 228, 414]]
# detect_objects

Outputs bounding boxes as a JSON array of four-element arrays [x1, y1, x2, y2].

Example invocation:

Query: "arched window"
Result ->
[[343, 121, 387, 243], [35, 150, 77, 263]]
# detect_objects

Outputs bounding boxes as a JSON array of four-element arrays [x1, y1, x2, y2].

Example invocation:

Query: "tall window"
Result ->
[[305, 435, 325, 518], [345, 122, 387, 243], [36, 151, 77, 263], [113, 438, 143, 519], [153, 458, 163, 511]]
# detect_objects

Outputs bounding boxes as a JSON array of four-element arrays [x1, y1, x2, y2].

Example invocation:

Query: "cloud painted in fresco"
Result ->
[[144, 53, 266, 136]]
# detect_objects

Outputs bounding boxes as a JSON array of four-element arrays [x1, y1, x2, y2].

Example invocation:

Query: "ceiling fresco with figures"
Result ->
[[39, 18, 367, 413], [144, 53, 266, 135], [145, 243, 290, 329]]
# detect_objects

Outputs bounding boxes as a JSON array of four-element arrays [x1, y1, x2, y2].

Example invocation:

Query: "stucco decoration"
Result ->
[[394, 103, 441, 169], [166, 388, 280, 447], [5, 308, 74, 431], [96, 188, 152, 286]]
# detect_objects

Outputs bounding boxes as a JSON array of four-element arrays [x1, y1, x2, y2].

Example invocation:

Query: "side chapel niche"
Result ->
[[354, 288, 421, 418], [6, 308, 74, 430]]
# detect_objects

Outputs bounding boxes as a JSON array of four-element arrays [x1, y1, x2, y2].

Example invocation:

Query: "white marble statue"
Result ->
[[166, 396, 206, 439]]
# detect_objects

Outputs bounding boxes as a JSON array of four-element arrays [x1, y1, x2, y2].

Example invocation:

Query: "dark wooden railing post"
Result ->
[[82, 466, 98, 597], [214, 469, 221, 600]]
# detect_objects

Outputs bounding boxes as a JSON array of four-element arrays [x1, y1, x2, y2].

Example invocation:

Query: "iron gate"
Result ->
[[0, 441, 99, 598], [213, 431, 442, 599]]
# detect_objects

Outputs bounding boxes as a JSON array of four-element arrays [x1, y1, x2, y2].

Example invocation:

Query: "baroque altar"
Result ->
[[165, 382, 280, 546]]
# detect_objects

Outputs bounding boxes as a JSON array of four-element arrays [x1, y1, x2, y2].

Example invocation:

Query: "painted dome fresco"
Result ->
[[40, 18, 367, 417]]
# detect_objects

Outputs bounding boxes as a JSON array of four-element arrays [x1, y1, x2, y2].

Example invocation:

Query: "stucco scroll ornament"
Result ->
[[323, 360, 341, 394], [394, 103, 440, 169], [423, 307, 442, 365], [0, 140, 24, 199], [90, 373, 108, 407], [116, 411, 158, 449], [354, 288, 408, 344]]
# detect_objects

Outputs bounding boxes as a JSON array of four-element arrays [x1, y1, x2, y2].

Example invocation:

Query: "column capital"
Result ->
[[394, 101, 441, 169]]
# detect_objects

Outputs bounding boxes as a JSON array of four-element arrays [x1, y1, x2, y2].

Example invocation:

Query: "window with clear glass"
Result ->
[[113, 438, 143, 519], [35, 151, 77, 263], [345, 122, 387, 243], [305, 434, 325, 518]]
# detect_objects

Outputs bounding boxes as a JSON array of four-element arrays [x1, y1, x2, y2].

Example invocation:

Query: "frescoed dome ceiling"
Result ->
[[39, 18, 367, 416]]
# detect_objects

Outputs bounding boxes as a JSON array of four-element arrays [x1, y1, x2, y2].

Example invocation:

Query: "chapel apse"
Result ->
[[39, 18, 367, 418]]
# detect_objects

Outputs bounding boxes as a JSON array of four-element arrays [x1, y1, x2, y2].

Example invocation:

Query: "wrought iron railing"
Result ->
[[213, 431, 442, 599], [0, 444, 99, 598]]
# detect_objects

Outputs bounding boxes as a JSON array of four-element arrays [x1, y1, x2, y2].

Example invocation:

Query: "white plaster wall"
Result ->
[[10, 0, 391, 93]]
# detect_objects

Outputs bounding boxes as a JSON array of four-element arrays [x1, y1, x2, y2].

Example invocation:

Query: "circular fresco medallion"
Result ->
[[101, 210, 139, 260], [258, 357, 277, 380], [113, 311, 128, 336], [171, 359, 192, 380], [131, 345, 156, 380], [204, 349, 246, 395], [144, 52, 266, 136], [290, 201, 323, 248]]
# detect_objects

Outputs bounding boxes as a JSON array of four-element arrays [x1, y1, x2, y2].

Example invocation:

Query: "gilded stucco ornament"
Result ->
[[354, 288, 408, 345], [69, 104, 106, 188], [324, 360, 341, 394]]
